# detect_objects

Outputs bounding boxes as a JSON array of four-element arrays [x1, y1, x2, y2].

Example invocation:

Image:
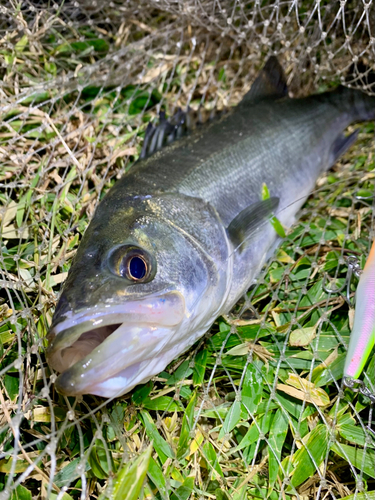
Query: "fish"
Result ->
[[344, 240, 375, 382], [46, 57, 375, 398]]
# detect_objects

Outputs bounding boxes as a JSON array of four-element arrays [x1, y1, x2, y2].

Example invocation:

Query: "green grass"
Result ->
[[0, 6, 375, 500]]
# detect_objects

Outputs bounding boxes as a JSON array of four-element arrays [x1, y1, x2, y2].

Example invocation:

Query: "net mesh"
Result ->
[[0, 1, 374, 499]]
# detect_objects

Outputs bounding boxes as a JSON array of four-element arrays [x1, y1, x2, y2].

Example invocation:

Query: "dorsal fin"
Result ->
[[140, 107, 228, 160], [242, 56, 288, 103], [140, 109, 188, 160]]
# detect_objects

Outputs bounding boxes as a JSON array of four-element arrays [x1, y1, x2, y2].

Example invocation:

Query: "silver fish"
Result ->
[[46, 57, 375, 397]]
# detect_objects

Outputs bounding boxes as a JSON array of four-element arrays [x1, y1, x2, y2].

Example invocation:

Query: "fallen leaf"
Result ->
[[226, 342, 274, 362], [1, 200, 18, 226], [289, 326, 316, 347], [2, 224, 29, 239], [47, 272, 68, 286], [276, 248, 295, 264], [313, 347, 338, 373], [188, 429, 204, 458], [348, 307, 355, 330], [277, 373, 330, 406]]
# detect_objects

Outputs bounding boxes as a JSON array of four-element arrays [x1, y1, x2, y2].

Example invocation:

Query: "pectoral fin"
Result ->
[[329, 130, 359, 166], [227, 197, 280, 251]]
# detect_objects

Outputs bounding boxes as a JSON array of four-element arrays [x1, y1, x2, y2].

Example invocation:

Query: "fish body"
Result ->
[[47, 58, 375, 398], [344, 240, 375, 380]]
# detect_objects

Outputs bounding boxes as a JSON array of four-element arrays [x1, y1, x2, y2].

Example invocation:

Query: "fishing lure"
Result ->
[[343, 240, 375, 402]]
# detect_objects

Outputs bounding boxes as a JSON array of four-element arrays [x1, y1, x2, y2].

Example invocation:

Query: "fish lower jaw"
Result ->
[[55, 357, 160, 398], [54, 333, 198, 398], [47, 322, 122, 374]]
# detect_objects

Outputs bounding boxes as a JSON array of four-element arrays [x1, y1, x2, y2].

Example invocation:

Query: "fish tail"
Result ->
[[334, 85, 375, 122]]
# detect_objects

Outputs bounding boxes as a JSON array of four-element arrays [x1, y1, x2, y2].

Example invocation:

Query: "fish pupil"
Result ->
[[128, 256, 146, 280]]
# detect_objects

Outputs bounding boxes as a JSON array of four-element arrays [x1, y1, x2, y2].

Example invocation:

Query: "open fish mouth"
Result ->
[[46, 291, 185, 397]]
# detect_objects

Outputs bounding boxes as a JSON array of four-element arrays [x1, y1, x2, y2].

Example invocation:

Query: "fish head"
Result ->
[[47, 193, 229, 398]]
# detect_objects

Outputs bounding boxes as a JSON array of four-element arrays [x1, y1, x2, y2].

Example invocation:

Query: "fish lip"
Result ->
[[47, 290, 185, 354], [46, 291, 186, 396]]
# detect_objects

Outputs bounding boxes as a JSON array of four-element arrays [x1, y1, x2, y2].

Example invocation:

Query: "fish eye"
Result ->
[[109, 245, 155, 283], [125, 255, 147, 280]]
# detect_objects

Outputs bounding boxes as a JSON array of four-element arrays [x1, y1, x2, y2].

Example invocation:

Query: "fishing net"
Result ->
[[0, 0, 374, 498]]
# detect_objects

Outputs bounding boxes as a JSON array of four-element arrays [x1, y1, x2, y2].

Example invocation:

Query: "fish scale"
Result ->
[[46, 57, 375, 397], [119, 96, 349, 227]]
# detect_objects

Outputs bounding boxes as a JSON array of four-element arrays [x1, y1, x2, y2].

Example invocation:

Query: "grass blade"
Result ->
[[111, 444, 152, 500]]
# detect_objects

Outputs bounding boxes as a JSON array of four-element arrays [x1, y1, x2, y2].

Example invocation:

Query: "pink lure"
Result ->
[[344, 240, 375, 380]]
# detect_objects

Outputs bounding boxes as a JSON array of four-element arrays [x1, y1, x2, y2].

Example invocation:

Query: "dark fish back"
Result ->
[[108, 86, 374, 227]]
